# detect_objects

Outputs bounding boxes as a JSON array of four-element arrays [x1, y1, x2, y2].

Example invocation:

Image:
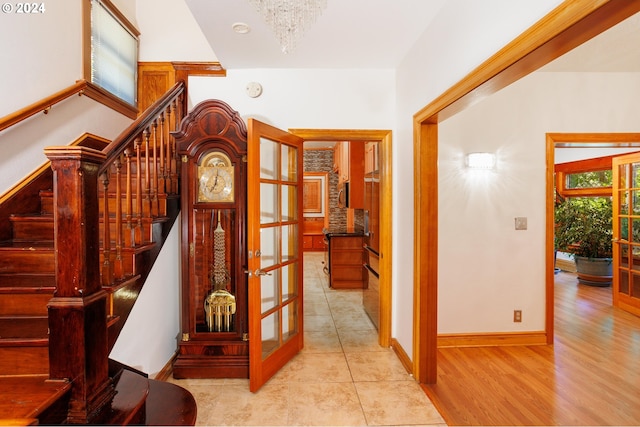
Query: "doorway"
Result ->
[[413, 1, 640, 384], [292, 128, 392, 347], [548, 133, 640, 319]]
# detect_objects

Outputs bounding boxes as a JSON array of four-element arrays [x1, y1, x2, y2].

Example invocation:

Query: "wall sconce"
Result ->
[[465, 152, 496, 170]]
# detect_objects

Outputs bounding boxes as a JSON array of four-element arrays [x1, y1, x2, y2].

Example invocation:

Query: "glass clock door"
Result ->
[[247, 118, 304, 392]]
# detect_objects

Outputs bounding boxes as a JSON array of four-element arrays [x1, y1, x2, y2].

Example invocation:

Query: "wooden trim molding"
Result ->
[[414, 0, 640, 125], [437, 332, 548, 348], [153, 352, 178, 381], [413, 0, 640, 385], [171, 62, 226, 77], [391, 338, 413, 375]]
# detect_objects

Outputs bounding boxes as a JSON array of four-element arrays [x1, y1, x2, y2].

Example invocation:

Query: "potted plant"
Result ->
[[554, 196, 613, 286]]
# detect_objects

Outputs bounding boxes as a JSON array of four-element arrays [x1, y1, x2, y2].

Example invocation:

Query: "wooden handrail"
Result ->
[[0, 81, 87, 133], [100, 80, 186, 172], [0, 80, 140, 134]]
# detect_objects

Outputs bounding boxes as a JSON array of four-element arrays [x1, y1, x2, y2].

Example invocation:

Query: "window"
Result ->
[[555, 155, 617, 198], [85, 0, 139, 107], [565, 170, 612, 189]]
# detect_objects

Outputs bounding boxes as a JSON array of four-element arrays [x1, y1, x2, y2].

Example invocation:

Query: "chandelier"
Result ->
[[248, 0, 328, 54]]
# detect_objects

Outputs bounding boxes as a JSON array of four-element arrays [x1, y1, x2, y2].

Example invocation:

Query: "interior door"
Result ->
[[247, 118, 304, 392], [612, 152, 640, 317]]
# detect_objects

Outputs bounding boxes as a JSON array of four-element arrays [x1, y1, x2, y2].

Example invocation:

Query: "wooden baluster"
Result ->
[[135, 135, 143, 246], [143, 128, 152, 223], [165, 101, 174, 195], [164, 107, 172, 194], [151, 119, 159, 217], [158, 112, 167, 195], [100, 170, 113, 286], [170, 98, 180, 194], [125, 147, 134, 248], [114, 155, 124, 279]]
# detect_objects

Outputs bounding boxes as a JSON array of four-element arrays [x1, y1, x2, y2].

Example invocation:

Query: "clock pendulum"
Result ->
[[204, 210, 236, 332]]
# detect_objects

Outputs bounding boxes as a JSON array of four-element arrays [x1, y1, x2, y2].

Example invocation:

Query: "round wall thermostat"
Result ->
[[246, 82, 263, 98]]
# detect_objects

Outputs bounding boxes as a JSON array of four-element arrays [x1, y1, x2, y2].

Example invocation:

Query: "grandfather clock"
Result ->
[[172, 100, 249, 378]]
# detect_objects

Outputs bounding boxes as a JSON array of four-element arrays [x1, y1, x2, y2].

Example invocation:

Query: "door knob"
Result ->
[[255, 269, 272, 277]]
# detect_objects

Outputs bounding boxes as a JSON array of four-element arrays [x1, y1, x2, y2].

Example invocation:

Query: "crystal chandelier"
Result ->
[[248, 0, 328, 54]]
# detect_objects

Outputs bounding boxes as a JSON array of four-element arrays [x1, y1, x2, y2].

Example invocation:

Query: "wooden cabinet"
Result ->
[[364, 141, 379, 174], [334, 141, 351, 184], [328, 235, 364, 289], [333, 141, 364, 209], [303, 235, 327, 251], [303, 216, 327, 252]]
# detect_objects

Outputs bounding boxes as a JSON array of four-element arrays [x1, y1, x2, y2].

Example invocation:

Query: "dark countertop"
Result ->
[[323, 226, 365, 237]]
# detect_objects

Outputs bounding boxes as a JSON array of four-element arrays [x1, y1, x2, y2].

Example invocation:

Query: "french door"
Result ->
[[612, 152, 640, 317], [247, 118, 304, 392]]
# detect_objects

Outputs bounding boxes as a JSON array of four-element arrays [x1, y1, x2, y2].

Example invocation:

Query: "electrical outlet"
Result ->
[[514, 310, 522, 322]]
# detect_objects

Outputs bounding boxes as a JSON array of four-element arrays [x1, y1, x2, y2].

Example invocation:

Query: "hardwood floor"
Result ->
[[422, 271, 640, 426]]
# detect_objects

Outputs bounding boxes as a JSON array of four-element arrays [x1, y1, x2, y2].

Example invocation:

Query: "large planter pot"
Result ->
[[574, 256, 613, 287]]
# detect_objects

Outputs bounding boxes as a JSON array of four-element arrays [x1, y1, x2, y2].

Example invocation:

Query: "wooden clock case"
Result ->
[[172, 100, 249, 378]]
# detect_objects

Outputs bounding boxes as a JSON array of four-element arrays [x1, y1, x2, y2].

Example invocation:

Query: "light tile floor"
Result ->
[[168, 252, 446, 426]]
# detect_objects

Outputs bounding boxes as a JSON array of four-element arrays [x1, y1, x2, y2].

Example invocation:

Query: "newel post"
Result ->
[[44, 146, 115, 424]]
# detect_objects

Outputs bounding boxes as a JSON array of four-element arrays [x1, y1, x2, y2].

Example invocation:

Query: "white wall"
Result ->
[[136, 0, 216, 61], [0, 0, 136, 194], [437, 71, 640, 333], [111, 0, 137, 27], [0, 97, 131, 194], [393, 0, 564, 357], [0, 0, 83, 117], [110, 215, 182, 378], [188, 68, 396, 129]]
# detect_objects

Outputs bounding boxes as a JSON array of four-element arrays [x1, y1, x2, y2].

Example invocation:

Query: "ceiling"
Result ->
[[181, 2, 640, 148], [184, 0, 446, 69], [183, 1, 640, 72]]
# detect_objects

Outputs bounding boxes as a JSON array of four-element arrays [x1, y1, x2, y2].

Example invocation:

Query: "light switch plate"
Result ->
[[515, 217, 527, 230]]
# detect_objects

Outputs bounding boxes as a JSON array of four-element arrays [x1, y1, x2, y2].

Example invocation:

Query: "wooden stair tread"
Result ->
[[9, 214, 53, 221], [0, 316, 48, 339], [0, 241, 53, 250], [0, 375, 70, 421], [0, 274, 55, 290]]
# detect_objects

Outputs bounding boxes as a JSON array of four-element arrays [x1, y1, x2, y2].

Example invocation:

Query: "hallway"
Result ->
[[168, 252, 445, 426]]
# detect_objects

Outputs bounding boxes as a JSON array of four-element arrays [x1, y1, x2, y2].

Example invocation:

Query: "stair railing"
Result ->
[[98, 81, 186, 287], [44, 80, 186, 424]]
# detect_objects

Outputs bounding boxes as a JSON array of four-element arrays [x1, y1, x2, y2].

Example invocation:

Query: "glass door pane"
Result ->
[[247, 119, 304, 392], [612, 153, 640, 317]]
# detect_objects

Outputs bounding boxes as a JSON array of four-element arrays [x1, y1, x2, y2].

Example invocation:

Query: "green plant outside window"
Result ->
[[566, 170, 612, 189]]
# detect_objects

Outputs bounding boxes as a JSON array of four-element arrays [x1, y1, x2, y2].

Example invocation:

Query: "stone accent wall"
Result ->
[[303, 149, 347, 230]]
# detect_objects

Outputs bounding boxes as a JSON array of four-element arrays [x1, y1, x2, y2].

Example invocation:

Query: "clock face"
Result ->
[[197, 151, 235, 203]]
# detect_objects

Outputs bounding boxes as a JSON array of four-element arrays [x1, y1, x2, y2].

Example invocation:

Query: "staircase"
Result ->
[[0, 189, 55, 377], [0, 82, 196, 425]]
